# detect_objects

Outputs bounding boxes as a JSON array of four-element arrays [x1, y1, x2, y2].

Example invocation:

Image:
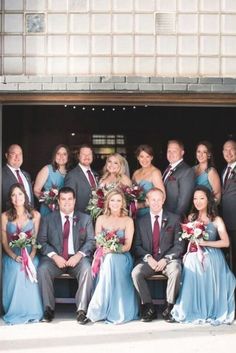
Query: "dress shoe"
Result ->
[[141, 304, 156, 322], [162, 303, 176, 322], [76, 310, 90, 325], [42, 306, 54, 323]]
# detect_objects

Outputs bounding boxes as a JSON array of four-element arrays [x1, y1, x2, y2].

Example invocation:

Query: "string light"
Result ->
[[82, 107, 86, 110], [73, 106, 76, 109]]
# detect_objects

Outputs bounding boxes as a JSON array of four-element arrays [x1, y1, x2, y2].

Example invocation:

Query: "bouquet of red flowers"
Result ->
[[39, 185, 59, 211], [121, 184, 145, 218], [86, 185, 114, 220], [179, 220, 209, 268], [9, 230, 41, 283]]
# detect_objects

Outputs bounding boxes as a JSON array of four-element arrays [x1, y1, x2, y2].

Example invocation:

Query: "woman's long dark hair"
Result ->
[[190, 185, 218, 221], [51, 144, 71, 172], [6, 183, 34, 221], [195, 140, 216, 169]]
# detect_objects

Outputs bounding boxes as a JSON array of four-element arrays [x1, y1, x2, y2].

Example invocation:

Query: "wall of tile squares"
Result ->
[[1, 0, 236, 76]]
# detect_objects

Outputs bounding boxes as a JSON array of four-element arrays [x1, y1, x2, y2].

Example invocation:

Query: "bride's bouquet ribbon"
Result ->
[[91, 247, 104, 277], [183, 241, 205, 270], [21, 248, 38, 283]]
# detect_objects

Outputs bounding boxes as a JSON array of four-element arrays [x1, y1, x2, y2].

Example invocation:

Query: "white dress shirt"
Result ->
[[7, 164, 32, 202], [79, 163, 97, 186]]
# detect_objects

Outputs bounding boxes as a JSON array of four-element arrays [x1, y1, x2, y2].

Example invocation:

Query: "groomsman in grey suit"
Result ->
[[222, 139, 236, 276], [64, 144, 98, 212], [132, 188, 185, 323], [37, 186, 95, 324], [2, 144, 34, 211], [163, 139, 195, 220]]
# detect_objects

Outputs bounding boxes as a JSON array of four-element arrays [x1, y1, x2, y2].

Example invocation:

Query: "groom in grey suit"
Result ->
[[38, 186, 96, 324], [132, 188, 185, 323], [64, 144, 98, 213], [163, 139, 195, 220]]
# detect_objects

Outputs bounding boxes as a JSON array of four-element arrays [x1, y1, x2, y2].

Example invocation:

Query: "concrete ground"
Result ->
[[0, 304, 235, 353]]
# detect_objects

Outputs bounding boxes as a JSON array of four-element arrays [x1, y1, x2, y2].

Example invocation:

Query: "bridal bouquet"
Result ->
[[10, 230, 41, 283], [39, 185, 59, 211], [91, 229, 124, 276], [86, 185, 114, 220], [179, 220, 209, 268]]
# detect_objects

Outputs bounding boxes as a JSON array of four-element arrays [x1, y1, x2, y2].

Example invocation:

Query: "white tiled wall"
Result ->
[[1, 0, 236, 76]]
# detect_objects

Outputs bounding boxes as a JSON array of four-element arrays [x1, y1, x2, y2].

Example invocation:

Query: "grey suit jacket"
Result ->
[[64, 165, 97, 213], [38, 210, 96, 259], [133, 210, 185, 263], [222, 165, 236, 230], [2, 165, 34, 212], [164, 161, 195, 219]]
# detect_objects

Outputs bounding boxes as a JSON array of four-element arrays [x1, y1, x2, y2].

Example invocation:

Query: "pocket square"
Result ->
[[79, 227, 86, 236], [166, 226, 173, 233], [168, 175, 176, 181]]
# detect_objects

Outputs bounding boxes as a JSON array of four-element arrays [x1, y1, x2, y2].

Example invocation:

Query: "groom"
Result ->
[[37, 186, 96, 324], [132, 188, 185, 322]]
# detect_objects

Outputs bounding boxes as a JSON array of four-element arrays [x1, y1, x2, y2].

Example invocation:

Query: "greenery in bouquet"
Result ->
[[86, 185, 114, 220], [95, 229, 123, 252], [9, 231, 41, 250], [121, 184, 146, 205]]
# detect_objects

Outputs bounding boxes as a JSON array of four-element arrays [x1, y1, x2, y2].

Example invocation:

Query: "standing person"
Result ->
[[64, 144, 98, 212], [132, 188, 185, 323], [2, 144, 34, 212], [132, 145, 165, 218], [99, 153, 132, 188], [34, 144, 70, 216], [37, 186, 95, 324], [222, 139, 236, 276], [2, 183, 43, 324], [87, 189, 139, 324], [163, 139, 195, 220], [172, 185, 235, 325], [193, 141, 221, 204]]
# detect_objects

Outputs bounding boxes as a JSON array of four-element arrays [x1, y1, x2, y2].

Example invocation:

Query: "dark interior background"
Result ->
[[2, 105, 236, 180]]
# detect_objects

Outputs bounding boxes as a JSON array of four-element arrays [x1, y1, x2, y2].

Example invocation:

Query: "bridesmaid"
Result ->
[[34, 144, 70, 216], [87, 189, 139, 324], [132, 144, 165, 217], [2, 183, 43, 324], [99, 153, 131, 188], [193, 141, 221, 204]]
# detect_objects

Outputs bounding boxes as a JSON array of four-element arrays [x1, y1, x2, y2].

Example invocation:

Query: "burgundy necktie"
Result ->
[[87, 170, 96, 189], [223, 166, 231, 189], [152, 215, 160, 258], [162, 165, 172, 182], [16, 169, 24, 185], [62, 216, 70, 260]]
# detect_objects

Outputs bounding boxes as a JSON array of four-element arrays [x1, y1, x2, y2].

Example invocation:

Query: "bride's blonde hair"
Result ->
[[103, 189, 128, 217]]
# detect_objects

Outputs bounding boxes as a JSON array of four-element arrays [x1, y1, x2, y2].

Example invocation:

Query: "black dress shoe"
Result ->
[[162, 303, 174, 320], [76, 310, 90, 325], [141, 304, 156, 322], [42, 306, 54, 323]]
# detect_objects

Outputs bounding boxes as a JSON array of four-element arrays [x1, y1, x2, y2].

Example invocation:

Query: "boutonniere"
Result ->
[[79, 227, 86, 236], [162, 218, 168, 228], [73, 215, 79, 227], [230, 168, 236, 179]]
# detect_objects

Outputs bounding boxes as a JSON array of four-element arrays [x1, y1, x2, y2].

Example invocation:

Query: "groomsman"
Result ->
[[132, 188, 185, 322], [221, 139, 236, 276], [37, 186, 95, 324], [163, 139, 195, 220], [64, 144, 98, 212], [2, 144, 34, 211]]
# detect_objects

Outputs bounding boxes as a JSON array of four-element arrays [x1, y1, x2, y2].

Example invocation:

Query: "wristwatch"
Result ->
[[143, 254, 152, 262]]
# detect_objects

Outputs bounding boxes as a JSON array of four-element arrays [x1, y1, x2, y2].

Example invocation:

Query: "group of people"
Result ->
[[1, 139, 236, 325]]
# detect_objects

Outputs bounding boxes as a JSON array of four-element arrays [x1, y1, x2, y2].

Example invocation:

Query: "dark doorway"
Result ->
[[2, 104, 236, 179]]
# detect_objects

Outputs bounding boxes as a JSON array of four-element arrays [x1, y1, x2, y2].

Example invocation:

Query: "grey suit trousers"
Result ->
[[132, 260, 182, 305], [38, 256, 93, 312]]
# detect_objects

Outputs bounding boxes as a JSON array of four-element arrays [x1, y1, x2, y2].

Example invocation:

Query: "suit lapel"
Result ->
[[55, 212, 63, 244], [72, 212, 80, 250], [6, 166, 18, 183], [77, 165, 91, 187], [145, 214, 153, 250]]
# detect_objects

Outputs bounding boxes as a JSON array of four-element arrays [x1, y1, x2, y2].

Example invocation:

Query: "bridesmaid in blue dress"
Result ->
[[132, 145, 165, 218], [87, 189, 139, 324], [193, 141, 221, 204], [171, 185, 235, 325], [34, 144, 70, 216], [2, 183, 43, 324]]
